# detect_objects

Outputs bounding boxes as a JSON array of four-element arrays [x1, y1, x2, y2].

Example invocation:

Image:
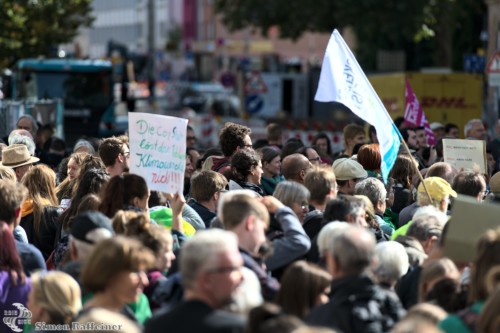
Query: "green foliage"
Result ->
[[0, 0, 94, 68], [214, 0, 485, 70]]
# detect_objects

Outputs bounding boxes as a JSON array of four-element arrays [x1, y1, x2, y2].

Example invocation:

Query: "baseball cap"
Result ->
[[70, 211, 113, 244], [418, 177, 457, 201], [332, 158, 368, 181], [430, 122, 445, 131]]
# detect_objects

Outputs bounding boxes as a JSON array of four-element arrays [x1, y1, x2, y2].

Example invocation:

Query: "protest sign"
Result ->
[[128, 112, 188, 194], [442, 138, 486, 174], [444, 195, 500, 263]]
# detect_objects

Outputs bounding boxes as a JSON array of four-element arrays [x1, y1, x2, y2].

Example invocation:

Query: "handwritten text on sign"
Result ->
[[129, 113, 188, 193], [442, 138, 486, 174]]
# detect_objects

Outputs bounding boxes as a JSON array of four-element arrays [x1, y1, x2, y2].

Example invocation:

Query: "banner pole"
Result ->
[[399, 138, 433, 205]]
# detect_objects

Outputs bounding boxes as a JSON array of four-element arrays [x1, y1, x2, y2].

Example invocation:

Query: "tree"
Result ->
[[214, 0, 485, 70], [0, 0, 94, 68]]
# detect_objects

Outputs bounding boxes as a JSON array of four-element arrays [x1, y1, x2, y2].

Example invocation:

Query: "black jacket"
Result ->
[[20, 206, 61, 260], [306, 275, 405, 333]]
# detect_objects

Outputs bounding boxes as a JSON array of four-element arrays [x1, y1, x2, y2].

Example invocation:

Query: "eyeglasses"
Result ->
[[207, 265, 242, 274], [308, 157, 321, 162], [301, 202, 309, 211]]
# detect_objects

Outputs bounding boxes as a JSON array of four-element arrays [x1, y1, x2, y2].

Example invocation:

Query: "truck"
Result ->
[[10, 58, 119, 145], [368, 72, 484, 136]]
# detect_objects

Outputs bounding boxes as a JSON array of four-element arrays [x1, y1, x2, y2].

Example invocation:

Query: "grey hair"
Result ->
[[464, 118, 482, 137], [372, 241, 409, 286], [8, 134, 36, 156], [317, 221, 351, 257], [227, 266, 263, 314], [180, 229, 239, 289], [331, 225, 376, 276], [407, 206, 448, 242], [17, 115, 39, 134], [354, 177, 387, 207], [273, 180, 310, 208]]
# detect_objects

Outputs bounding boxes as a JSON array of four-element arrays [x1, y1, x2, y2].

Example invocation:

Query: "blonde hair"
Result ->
[[22, 164, 58, 232], [81, 236, 155, 293], [0, 166, 16, 181], [56, 152, 88, 199], [31, 271, 82, 324]]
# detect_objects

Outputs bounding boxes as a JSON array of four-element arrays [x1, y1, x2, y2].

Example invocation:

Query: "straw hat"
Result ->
[[0, 144, 40, 168]]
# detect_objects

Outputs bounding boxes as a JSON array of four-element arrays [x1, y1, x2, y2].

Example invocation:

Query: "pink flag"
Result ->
[[404, 78, 436, 145]]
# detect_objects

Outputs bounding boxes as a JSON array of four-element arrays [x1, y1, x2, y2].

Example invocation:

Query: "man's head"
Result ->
[[221, 194, 269, 255], [8, 132, 36, 156], [452, 171, 487, 202], [73, 139, 96, 155], [219, 122, 252, 157], [281, 153, 312, 184], [70, 211, 114, 261], [0, 144, 40, 182], [298, 147, 322, 165], [445, 123, 459, 138], [323, 195, 367, 228], [464, 119, 486, 140], [407, 206, 448, 254], [415, 126, 428, 149], [401, 128, 419, 150], [426, 162, 457, 185], [16, 115, 38, 138], [417, 177, 457, 212], [98, 137, 130, 174], [180, 229, 243, 308], [342, 124, 366, 154], [332, 158, 367, 195], [186, 125, 197, 148], [190, 170, 228, 209], [304, 165, 337, 207], [325, 225, 376, 278], [430, 122, 445, 141], [0, 179, 28, 228], [266, 123, 282, 145], [354, 178, 387, 215]]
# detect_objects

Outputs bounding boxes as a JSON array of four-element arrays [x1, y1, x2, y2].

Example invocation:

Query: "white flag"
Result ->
[[316, 29, 401, 182]]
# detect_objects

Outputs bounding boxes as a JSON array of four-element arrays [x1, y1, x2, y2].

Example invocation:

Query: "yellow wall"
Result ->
[[369, 73, 483, 137]]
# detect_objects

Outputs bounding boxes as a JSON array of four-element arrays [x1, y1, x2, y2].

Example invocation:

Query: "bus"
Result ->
[[12, 58, 118, 145]]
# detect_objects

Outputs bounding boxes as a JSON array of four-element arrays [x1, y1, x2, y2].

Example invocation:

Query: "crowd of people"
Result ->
[[1, 114, 500, 333]]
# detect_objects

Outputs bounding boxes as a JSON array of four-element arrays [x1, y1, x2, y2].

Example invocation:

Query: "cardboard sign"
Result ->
[[442, 138, 486, 174], [128, 112, 188, 194], [444, 195, 500, 263]]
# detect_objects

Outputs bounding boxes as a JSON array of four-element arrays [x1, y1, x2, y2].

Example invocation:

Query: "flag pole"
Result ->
[[399, 138, 434, 205]]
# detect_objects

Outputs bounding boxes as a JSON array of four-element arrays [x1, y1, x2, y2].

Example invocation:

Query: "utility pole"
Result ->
[[148, 0, 156, 106]]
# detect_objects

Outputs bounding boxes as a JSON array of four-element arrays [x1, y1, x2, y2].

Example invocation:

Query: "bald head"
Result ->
[[281, 153, 312, 184]]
